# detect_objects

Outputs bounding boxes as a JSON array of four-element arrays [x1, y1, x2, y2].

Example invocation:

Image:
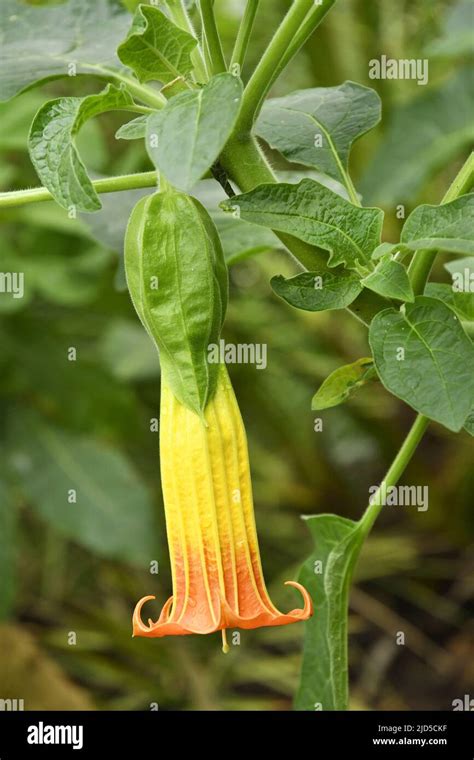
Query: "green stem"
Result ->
[[166, 0, 209, 83], [408, 152, 474, 295], [358, 155, 474, 538], [100, 69, 167, 110], [230, 0, 260, 73], [0, 171, 159, 208], [236, 0, 335, 132], [358, 414, 430, 539], [199, 0, 227, 74], [121, 104, 154, 115]]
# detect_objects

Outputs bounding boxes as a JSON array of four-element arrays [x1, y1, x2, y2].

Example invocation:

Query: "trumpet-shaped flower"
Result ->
[[133, 366, 312, 643]]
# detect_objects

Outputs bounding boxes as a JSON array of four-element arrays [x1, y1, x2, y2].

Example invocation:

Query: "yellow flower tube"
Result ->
[[133, 365, 312, 640]]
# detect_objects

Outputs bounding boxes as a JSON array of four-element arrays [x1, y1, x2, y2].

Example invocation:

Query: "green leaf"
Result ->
[[0, 476, 16, 619], [295, 514, 362, 711], [28, 84, 134, 212], [117, 4, 196, 84], [271, 270, 362, 312], [124, 190, 228, 416], [425, 283, 474, 322], [115, 114, 149, 140], [361, 258, 414, 302], [360, 69, 474, 205], [426, 0, 474, 58], [400, 194, 474, 255], [146, 73, 243, 191], [257, 81, 380, 185], [311, 358, 376, 411], [6, 412, 158, 566], [0, 0, 130, 101], [221, 180, 384, 270], [369, 296, 474, 431]]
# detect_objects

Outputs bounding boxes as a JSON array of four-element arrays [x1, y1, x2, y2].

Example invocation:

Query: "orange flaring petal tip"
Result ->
[[133, 367, 313, 640]]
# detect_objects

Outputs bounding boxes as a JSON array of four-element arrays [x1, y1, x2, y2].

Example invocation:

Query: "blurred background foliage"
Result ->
[[0, 0, 473, 710]]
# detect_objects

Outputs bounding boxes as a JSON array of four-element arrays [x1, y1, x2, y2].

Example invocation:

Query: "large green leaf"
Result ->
[[295, 514, 362, 711], [400, 194, 474, 255], [117, 4, 196, 84], [369, 296, 474, 431], [0, 476, 16, 619], [124, 190, 228, 416], [271, 270, 362, 312], [361, 258, 414, 302], [360, 69, 474, 205], [257, 81, 380, 185], [146, 73, 243, 191], [6, 412, 158, 566], [0, 0, 130, 101], [221, 180, 384, 270], [29, 84, 134, 212], [311, 358, 376, 411]]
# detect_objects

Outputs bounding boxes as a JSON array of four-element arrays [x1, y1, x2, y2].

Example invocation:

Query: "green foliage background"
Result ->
[[0, 0, 473, 710]]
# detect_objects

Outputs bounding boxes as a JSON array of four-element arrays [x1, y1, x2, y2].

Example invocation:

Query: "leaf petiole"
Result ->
[[198, 0, 227, 75], [230, 0, 260, 73], [0, 172, 159, 209]]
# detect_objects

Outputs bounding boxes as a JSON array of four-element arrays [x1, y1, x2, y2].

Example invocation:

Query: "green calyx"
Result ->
[[124, 188, 228, 417]]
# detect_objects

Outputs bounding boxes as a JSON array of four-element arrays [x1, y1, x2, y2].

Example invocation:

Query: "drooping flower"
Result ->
[[125, 188, 312, 649], [133, 366, 312, 644]]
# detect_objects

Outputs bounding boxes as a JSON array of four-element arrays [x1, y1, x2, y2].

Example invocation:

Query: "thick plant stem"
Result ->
[[236, 0, 335, 132], [230, 0, 260, 72], [358, 414, 430, 539], [199, 0, 227, 74], [221, 134, 388, 324], [408, 152, 474, 295], [0, 172, 158, 208]]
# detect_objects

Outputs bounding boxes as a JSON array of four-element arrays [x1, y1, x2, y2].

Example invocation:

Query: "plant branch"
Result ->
[[230, 0, 259, 73], [408, 152, 474, 295], [358, 414, 430, 539], [235, 0, 335, 133], [199, 0, 227, 75], [0, 172, 159, 208]]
